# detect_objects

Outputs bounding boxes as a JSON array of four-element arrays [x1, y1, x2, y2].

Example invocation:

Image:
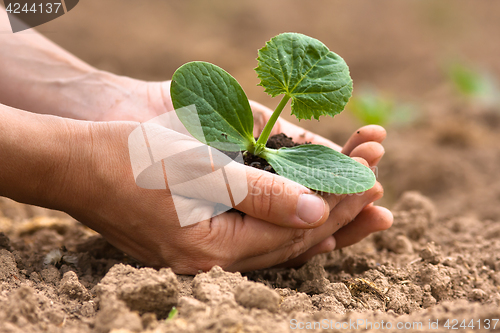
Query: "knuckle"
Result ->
[[174, 226, 237, 272], [331, 209, 355, 229], [249, 172, 281, 218], [282, 230, 310, 261], [370, 181, 384, 199], [339, 212, 354, 228]]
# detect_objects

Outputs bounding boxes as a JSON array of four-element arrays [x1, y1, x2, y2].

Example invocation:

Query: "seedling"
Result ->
[[447, 61, 499, 106], [170, 33, 375, 194], [165, 307, 177, 321], [348, 88, 416, 127]]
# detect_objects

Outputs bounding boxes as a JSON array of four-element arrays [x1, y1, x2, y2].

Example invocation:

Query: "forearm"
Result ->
[[0, 7, 145, 121], [0, 103, 88, 210]]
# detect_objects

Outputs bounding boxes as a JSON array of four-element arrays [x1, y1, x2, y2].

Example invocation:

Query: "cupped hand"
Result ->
[[249, 101, 393, 267], [79, 121, 383, 274], [73, 78, 391, 272]]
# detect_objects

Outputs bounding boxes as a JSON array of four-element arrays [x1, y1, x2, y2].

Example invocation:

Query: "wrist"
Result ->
[[0, 106, 80, 209], [51, 120, 139, 233]]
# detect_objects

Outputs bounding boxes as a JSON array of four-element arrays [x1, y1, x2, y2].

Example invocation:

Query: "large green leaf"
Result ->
[[262, 145, 375, 194], [255, 33, 353, 120], [171, 61, 255, 151]]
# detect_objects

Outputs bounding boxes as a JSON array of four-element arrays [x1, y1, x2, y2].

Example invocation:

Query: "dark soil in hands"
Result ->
[[241, 133, 302, 173]]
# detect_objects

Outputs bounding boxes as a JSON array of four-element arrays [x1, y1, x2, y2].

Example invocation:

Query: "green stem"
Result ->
[[254, 95, 291, 155]]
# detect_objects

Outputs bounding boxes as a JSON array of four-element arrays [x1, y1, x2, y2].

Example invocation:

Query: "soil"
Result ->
[[225, 133, 301, 216], [2, 1, 500, 332], [242, 133, 301, 173], [2, 191, 500, 333]]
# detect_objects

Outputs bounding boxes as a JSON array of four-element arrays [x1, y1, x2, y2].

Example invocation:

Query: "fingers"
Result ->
[[272, 204, 392, 269], [273, 236, 336, 268], [349, 141, 385, 166], [315, 182, 384, 235], [342, 125, 386, 155], [250, 101, 388, 165], [225, 182, 383, 272], [351, 156, 369, 167], [234, 167, 344, 228], [333, 205, 393, 250], [232, 100, 388, 272], [268, 184, 384, 269]]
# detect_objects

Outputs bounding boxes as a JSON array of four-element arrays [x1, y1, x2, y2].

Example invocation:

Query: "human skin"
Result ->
[[0, 8, 392, 273], [0, 103, 388, 273]]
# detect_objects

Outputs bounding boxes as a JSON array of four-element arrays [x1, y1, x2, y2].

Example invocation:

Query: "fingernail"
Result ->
[[297, 194, 326, 225]]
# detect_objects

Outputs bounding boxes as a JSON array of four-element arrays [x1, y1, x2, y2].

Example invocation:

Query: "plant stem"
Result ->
[[254, 95, 291, 155]]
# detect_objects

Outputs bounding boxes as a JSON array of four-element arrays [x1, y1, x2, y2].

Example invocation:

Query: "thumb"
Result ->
[[234, 166, 333, 228]]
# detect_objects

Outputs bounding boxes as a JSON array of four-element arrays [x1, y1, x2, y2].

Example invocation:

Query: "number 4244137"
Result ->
[[443, 318, 498, 330], [6, 2, 62, 14]]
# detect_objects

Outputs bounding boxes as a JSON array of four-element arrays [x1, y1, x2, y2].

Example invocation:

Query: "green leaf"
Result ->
[[262, 145, 375, 194], [255, 33, 353, 120], [166, 307, 177, 321], [171, 61, 255, 151]]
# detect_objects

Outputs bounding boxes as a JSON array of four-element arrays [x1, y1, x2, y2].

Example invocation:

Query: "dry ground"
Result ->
[[2, 1, 500, 332]]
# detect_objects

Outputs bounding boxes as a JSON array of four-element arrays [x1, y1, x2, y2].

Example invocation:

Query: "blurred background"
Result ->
[[38, 0, 500, 219]]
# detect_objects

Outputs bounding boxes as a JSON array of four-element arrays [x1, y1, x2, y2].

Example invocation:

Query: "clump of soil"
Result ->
[[242, 133, 302, 173], [1, 190, 500, 332], [225, 133, 304, 216]]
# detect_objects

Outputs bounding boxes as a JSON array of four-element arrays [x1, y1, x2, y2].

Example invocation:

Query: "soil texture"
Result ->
[[2, 1, 500, 332], [1, 190, 500, 332], [242, 133, 301, 173]]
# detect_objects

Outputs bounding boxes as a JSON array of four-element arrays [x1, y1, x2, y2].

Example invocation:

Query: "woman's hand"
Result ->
[[42, 79, 390, 273], [250, 101, 393, 266], [73, 79, 392, 271], [54, 119, 385, 274], [0, 10, 392, 273]]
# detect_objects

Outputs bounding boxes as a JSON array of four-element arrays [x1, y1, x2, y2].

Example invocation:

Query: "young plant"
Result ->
[[170, 33, 375, 194], [165, 307, 177, 321], [348, 88, 416, 127], [447, 61, 499, 106]]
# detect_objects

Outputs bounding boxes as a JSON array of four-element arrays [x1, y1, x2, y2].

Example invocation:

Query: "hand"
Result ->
[[85, 78, 174, 122], [89, 79, 392, 249], [44, 78, 389, 273], [249, 101, 393, 267], [54, 118, 386, 274], [0, 22, 392, 272]]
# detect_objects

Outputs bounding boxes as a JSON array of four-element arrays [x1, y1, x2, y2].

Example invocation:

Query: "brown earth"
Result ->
[[2, 1, 500, 332], [242, 133, 302, 173], [1, 191, 500, 333]]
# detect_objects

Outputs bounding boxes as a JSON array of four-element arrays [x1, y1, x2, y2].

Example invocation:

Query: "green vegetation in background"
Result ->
[[447, 61, 499, 106], [347, 88, 416, 127]]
